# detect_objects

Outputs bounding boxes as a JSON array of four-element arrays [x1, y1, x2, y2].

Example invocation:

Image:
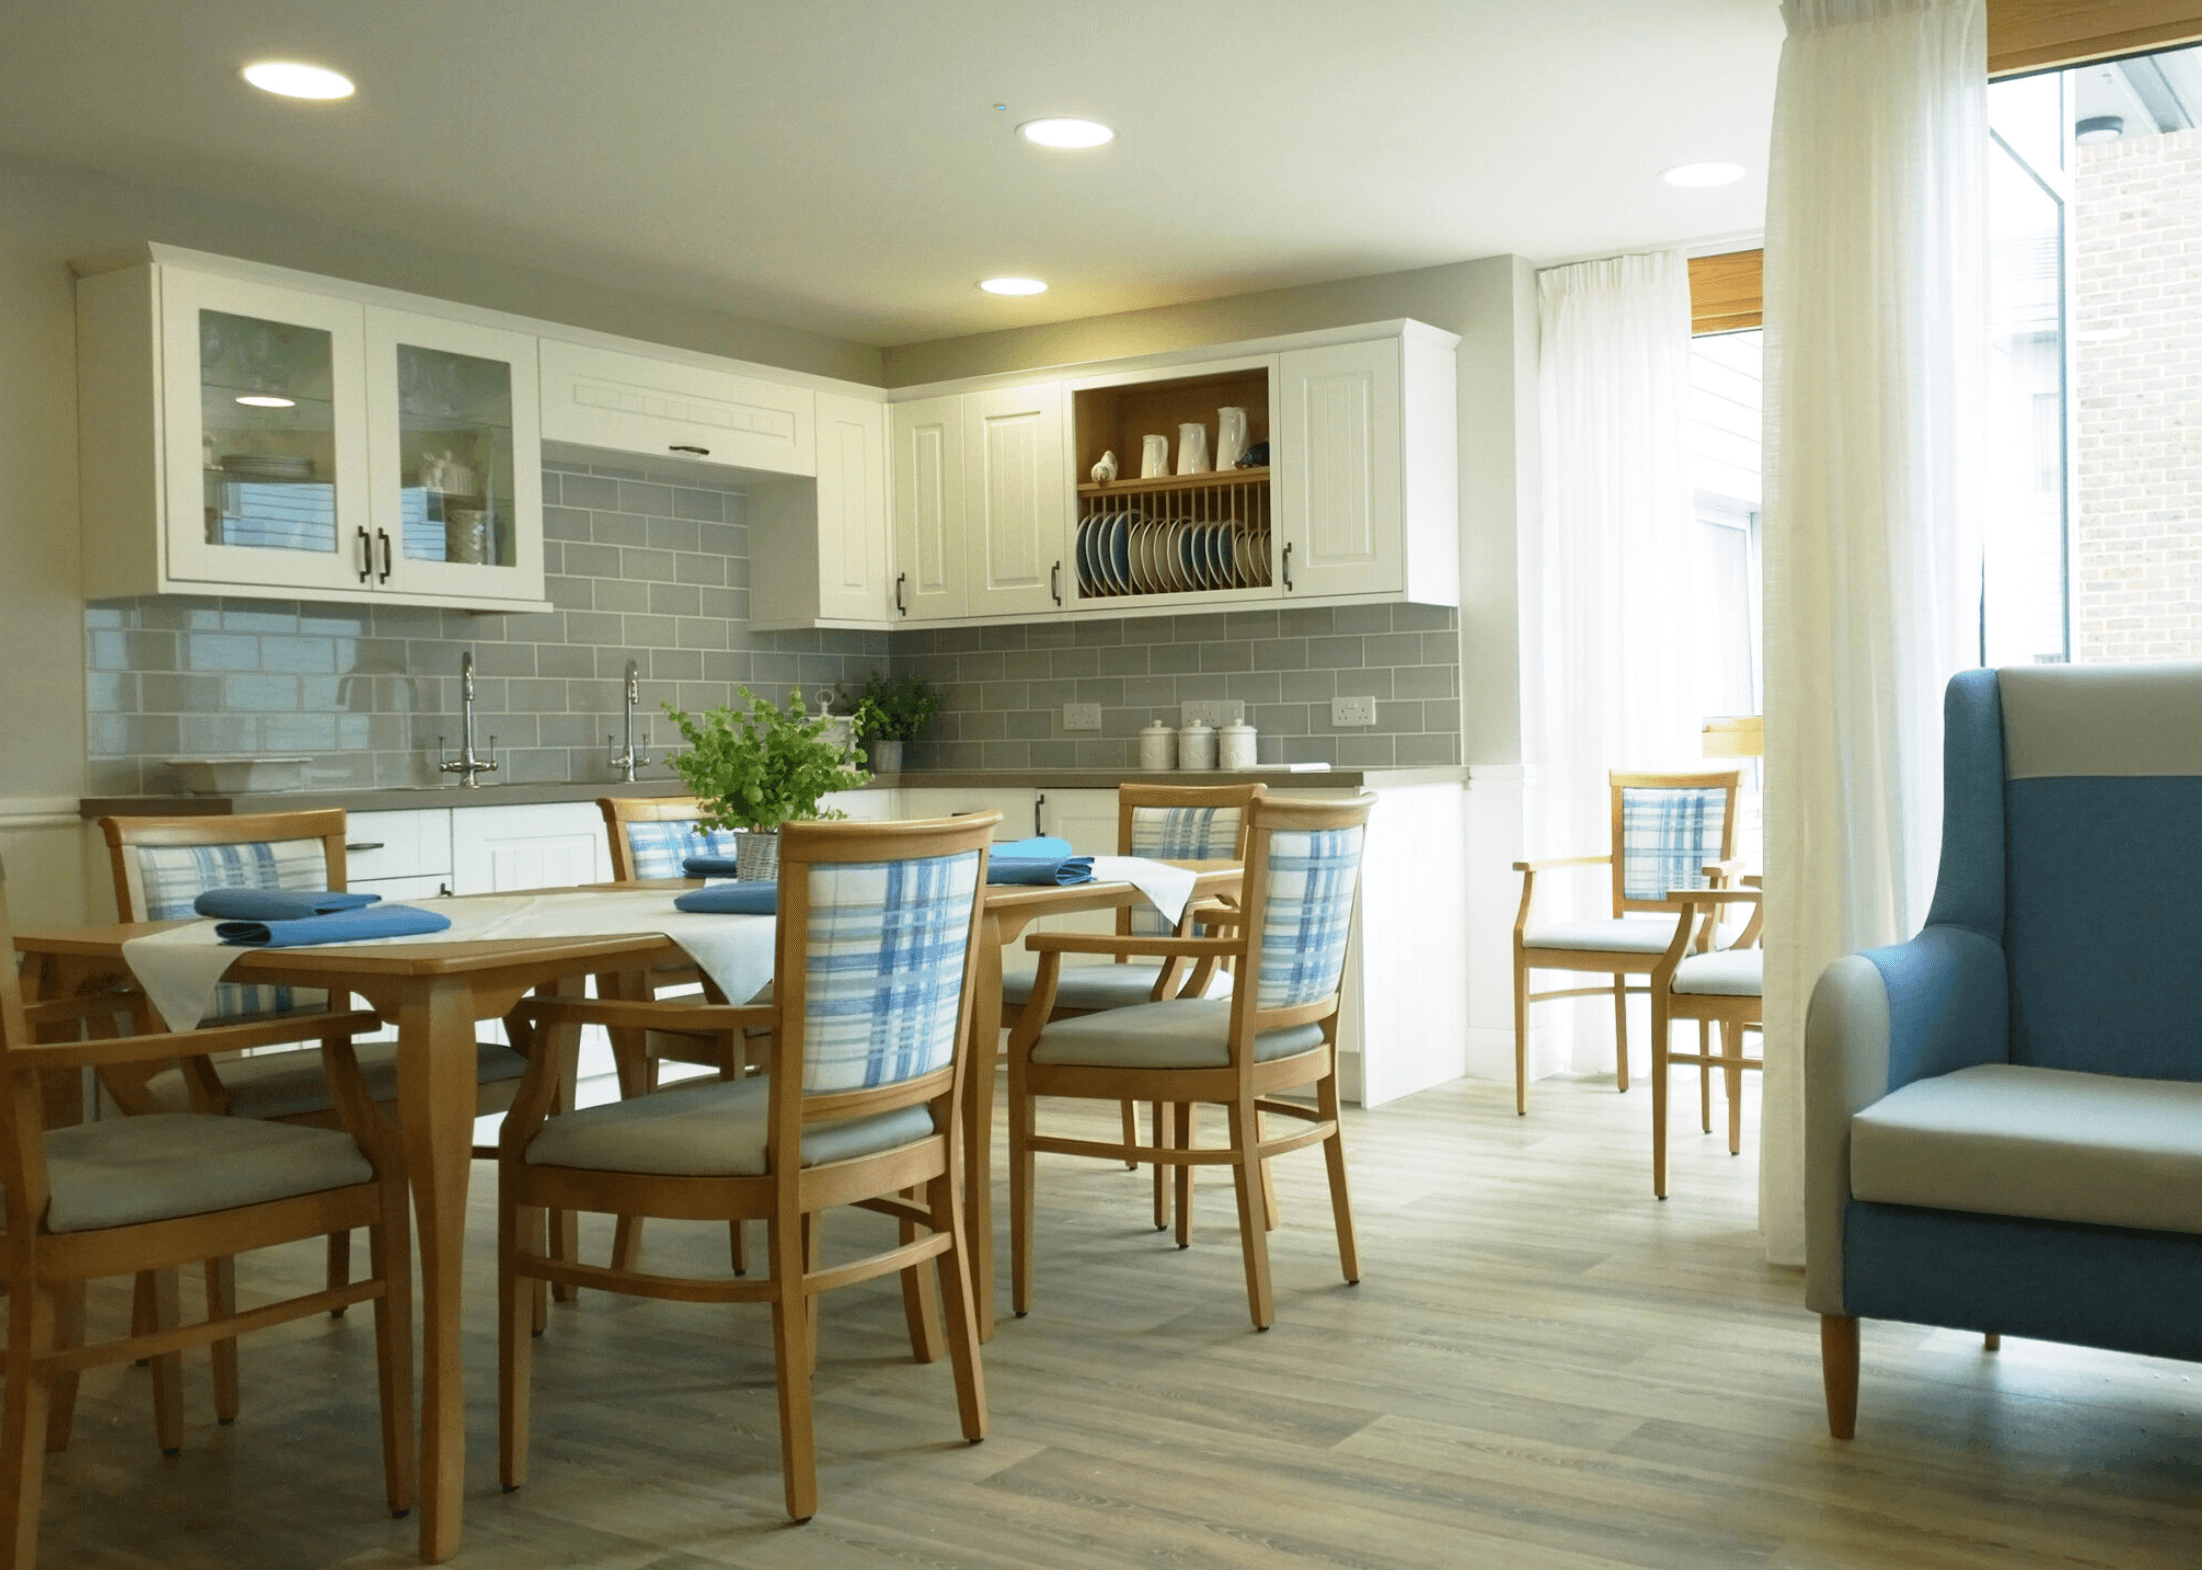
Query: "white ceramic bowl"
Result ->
[[165, 756, 312, 795]]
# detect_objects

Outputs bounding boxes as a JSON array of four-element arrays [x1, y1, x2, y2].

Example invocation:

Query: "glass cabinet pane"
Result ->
[[197, 309, 340, 555], [395, 344, 517, 569]]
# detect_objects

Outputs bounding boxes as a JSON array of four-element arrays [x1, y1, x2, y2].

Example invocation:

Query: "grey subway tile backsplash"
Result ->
[[84, 459, 1464, 793]]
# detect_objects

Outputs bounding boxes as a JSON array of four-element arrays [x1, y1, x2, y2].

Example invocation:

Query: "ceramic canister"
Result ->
[[1138, 719, 1178, 770], [1178, 718, 1217, 771], [1217, 720, 1257, 770]]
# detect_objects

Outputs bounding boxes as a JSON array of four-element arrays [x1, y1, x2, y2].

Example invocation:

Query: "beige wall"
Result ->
[[881, 254, 1535, 764], [0, 151, 882, 926]]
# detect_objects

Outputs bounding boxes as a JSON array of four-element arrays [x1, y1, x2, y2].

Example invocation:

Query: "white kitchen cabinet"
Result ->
[[343, 807, 453, 892], [749, 391, 891, 630], [449, 801, 613, 895], [1274, 326, 1457, 607], [75, 252, 549, 610], [538, 338, 814, 476], [961, 382, 1070, 618], [889, 395, 967, 621]]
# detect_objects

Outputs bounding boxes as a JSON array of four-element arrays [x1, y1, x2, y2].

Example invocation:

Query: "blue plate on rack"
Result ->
[[1076, 514, 1097, 596], [1110, 513, 1132, 594]]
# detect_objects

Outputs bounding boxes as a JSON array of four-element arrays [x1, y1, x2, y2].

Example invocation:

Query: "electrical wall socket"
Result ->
[[1062, 702, 1103, 731], [1331, 695, 1379, 728], [1179, 699, 1245, 728]]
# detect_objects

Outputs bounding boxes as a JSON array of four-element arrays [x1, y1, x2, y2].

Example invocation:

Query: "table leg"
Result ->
[[965, 913, 1006, 1343], [394, 978, 476, 1564]]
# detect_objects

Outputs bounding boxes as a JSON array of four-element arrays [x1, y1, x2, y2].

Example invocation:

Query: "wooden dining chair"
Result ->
[[1648, 874, 1763, 1199], [1007, 793, 1373, 1331], [98, 811, 528, 1283], [0, 855, 415, 1565], [1510, 769, 1742, 1115], [1000, 783, 1262, 1227], [496, 813, 995, 1522]]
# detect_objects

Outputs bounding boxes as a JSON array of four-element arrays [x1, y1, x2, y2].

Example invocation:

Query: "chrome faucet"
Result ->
[[437, 651, 498, 787], [608, 659, 653, 783]]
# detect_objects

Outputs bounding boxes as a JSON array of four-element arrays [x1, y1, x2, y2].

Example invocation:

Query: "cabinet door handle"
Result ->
[[1282, 541, 1294, 592], [1035, 792, 1045, 836], [345, 841, 386, 853], [376, 528, 393, 584], [1050, 560, 1062, 605], [895, 572, 907, 616], [668, 444, 710, 456], [357, 526, 374, 584]]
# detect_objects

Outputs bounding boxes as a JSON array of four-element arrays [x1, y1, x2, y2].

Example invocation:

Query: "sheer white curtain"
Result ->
[[1758, 0, 1987, 1263], [1526, 252, 1700, 1074]]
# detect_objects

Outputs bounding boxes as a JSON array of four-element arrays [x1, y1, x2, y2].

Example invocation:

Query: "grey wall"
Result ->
[[894, 605, 1459, 772], [882, 253, 1535, 765], [85, 460, 885, 796]]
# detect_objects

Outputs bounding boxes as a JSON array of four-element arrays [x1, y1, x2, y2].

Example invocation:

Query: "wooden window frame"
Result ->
[[1689, 251, 1763, 335], [1989, 2, 2202, 77]]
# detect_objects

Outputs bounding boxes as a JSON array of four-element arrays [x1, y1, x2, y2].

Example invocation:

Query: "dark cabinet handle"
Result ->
[[1050, 560, 1062, 605], [895, 572, 907, 616], [1034, 792, 1045, 836], [357, 526, 373, 584], [376, 528, 393, 583], [669, 444, 710, 456], [345, 842, 386, 853], [1282, 541, 1294, 592]]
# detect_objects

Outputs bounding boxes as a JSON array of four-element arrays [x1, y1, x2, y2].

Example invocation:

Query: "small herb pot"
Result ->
[[735, 828, 781, 882], [868, 738, 904, 776]]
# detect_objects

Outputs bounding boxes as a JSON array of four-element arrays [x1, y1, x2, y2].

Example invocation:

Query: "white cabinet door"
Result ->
[[159, 268, 371, 595], [367, 308, 544, 606], [812, 391, 891, 623], [1274, 338, 1403, 600], [889, 395, 966, 621], [449, 802, 613, 895], [343, 808, 452, 884], [962, 383, 1069, 619], [897, 787, 1037, 840], [538, 338, 815, 476]]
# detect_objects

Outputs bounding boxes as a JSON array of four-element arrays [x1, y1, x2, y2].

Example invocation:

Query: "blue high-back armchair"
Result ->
[[1806, 663, 2202, 1437]]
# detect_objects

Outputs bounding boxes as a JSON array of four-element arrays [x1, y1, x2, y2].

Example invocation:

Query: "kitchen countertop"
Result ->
[[79, 766, 1465, 819]]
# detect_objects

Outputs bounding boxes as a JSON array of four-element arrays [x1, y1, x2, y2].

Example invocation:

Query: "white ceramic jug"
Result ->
[[1215, 407, 1249, 469], [1140, 433, 1170, 478], [1175, 422, 1210, 476]]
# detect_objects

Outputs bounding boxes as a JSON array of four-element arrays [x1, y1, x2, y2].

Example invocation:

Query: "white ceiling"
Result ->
[[0, 0, 1783, 348]]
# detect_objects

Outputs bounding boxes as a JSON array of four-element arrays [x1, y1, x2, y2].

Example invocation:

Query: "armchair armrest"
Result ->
[[509, 996, 777, 1036], [5, 1008, 384, 1073], [20, 992, 145, 1029], [1803, 925, 2008, 1315], [1511, 854, 1610, 874]]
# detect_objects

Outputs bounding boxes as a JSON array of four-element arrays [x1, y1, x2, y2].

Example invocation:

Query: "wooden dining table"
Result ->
[[9, 856, 1241, 1559]]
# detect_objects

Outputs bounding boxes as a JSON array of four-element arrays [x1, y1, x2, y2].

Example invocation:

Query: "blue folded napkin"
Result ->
[[988, 855, 1095, 887], [681, 855, 743, 878], [193, 888, 381, 921], [991, 836, 1075, 861], [674, 881, 778, 915], [216, 903, 452, 948]]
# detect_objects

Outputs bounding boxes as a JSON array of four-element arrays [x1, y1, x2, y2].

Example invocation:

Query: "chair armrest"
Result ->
[[6, 1008, 385, 1072], [1803, 925, 2008, 1315], [510, 996, 777, 1036], [1022, 934, 1240, 958], [1511, 854, 1610, 874], [20, 992, 145, 1028]]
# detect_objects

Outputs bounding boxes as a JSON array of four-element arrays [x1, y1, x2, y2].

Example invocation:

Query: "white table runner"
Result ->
[[121, 890, 777, 1034], [1084, 856, 1200, 928]]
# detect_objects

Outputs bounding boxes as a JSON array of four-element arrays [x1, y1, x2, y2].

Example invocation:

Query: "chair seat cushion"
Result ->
[[1522, 917, 1680, 955], [1851, 1063, 2202, 1235], [1671, 949, 1762, 996], [524, 1074, 935, 1177], [1000, 957, 1232, 1011], [1030, 997, 1325, 1070], [149, 1037, 528, 1121], [42, 1114, 372, 1234]]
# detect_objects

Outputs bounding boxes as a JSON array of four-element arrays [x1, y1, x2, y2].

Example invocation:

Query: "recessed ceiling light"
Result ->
[[1662, 161, 1745, 188], [1017, 117, 1114, 149], [234, 394, 296, 408], [241, 61, 355, 100], [979, 277, 1048, 296]]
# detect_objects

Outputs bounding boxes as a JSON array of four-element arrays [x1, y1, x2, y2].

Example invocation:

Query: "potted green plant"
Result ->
[[848, 671, 940, 776], [662, 687, 869, 880]]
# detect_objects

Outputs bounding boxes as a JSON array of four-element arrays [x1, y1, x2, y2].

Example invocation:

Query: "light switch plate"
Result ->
[[1179, 699, 1245, 728], [1062, 702, 1103, 731], [1332, 695, 1379, 727]]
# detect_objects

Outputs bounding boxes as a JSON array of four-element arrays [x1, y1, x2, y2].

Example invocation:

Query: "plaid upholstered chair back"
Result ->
[[1607, 771, 1742, 914], [598, 796, 747, 881], [1120, 783, 1263, 937], [100, 810, 348, 1021], [1244, 795, 1376, 1013], [776, 817, 993, 1098]]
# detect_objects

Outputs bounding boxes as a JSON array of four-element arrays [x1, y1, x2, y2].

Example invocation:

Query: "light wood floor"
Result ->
[[28, 1071, 2202, 1569]]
